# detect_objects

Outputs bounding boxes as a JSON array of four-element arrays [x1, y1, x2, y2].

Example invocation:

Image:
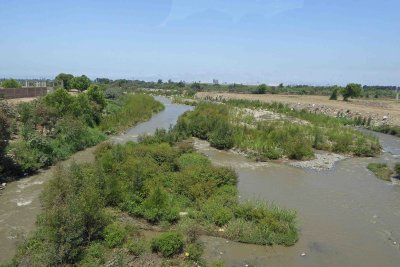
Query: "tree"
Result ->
[[341, 83, 362, 101], [157, 79, 163, 84], [329, 88, 338, 100], [55, 73, 74, 90], [254, 84, 267, 94], [70, 75, 91, 92], [1, 79, 21, 88]]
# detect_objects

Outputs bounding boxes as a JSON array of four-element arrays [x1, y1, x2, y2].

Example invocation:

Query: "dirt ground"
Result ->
[[5, 97, 37, 105], [196, 92, 400, 126]]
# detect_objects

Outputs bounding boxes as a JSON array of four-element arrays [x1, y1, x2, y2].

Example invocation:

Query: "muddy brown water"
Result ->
[[1, 96, 400, 266]]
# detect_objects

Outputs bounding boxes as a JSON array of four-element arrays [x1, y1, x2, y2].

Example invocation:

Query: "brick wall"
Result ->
[[0, 87, 48, 99]]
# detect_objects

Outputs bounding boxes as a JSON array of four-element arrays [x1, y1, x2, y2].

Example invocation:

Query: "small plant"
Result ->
[[125, 239, 147, 256], [395, 163, 400, 177], [103, 223, 128, 248], [367, 163, 393, 181], [151, 232, 184, 257]]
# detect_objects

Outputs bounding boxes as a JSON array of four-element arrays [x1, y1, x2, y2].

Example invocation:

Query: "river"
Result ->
[[1, 96, 399, 266]]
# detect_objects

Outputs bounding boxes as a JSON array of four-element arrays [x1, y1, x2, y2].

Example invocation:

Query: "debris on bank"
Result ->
[[290, 152, 347, 171]]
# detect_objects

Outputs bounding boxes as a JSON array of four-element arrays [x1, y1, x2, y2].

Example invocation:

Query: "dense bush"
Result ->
[[151, 232, 184, 257], [367, 163, 393, 181], [395, 163, 400, 177], [100, 94, 164, 133], [1, 79, 21, 88], [10, 140, 299, 266], [103, 223, 128, 248]]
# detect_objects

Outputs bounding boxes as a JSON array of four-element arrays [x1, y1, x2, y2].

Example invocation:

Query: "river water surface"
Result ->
[[1, 97, 399, 266]]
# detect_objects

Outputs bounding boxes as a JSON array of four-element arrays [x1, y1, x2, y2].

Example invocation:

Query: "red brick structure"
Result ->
[[0, 87, 48, 99]]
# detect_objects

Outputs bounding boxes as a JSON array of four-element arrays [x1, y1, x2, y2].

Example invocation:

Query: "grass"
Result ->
[[174, 101, 381, 160], [367, 163, 393, 181], [100, 94, 164, 134]]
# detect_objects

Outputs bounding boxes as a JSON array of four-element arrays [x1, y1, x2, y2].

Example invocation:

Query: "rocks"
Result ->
[[290, 152, 347, 171]]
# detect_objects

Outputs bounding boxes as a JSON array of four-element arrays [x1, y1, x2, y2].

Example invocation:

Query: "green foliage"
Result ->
[[79, 242, 107, 266], [151, 232, 184, 257], [373, 125, 400, 138], [1, 79, 21, 88], [341, 83, 362, 101], [208, 119, 234, 150], [185, 242, 204, 262], [367, 163, 393, 181], [329, 88, 338, 100], [100, 94, 164, 134], [55, 73, 74, 90], [0, 110, 11, 158], [71, 75, 91, 92], [139, 186, 179, 223], [253, 84, 267, 94], [13, 141, 299, 265], [125, 239, 147, 256], [395, 163, 400, 177], [103, 223, 128, 248]]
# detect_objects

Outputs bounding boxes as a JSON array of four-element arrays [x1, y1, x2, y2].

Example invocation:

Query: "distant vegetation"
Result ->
[[367, 163, 393, 181], [0, 89, 163, 183], [6, 138, 298, 266], [1, 79, 22, 89], [100, 94, 164, 134]]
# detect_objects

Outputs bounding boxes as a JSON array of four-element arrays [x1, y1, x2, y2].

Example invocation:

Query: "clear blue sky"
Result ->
[[1, 0, 399, 85]]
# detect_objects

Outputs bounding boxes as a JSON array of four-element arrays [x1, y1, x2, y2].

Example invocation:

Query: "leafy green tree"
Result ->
[[70, 75, 91, 92], [1, 79, 21, 88], [43, 88, 74, 115], [86, 84, 106, 110], [254, 84, 267, 94], [341, 83, 362, 101], [55, 73, 74, 90], [329, 88, 338, 100]]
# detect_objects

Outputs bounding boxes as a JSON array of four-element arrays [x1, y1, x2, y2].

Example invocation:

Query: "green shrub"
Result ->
[[186, 242, 204, 262], [395, 163, 400, 176], [177, 153, 210, 170], [103, 223, 128, 248], [125, 239, 147, 256], [140, 186, 179, 223], [151, 232, 184, 257], [208, 120, 234, 150], [367, 163, 393, 181], [79, 242, 107, 266]]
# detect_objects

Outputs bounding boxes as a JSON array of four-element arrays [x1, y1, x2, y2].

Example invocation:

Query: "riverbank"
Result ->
[[0, 94, 166, 263], [196, 92, 400, 127]]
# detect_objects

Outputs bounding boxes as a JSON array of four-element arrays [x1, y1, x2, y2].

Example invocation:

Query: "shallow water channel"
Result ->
[[1, 96, 400, 266]]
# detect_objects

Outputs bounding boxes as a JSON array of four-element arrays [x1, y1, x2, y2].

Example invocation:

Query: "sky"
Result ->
[[0, 0, 399, 85]]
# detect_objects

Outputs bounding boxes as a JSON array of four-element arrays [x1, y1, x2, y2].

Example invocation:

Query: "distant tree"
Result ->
[[279, 83, 284, 88], [254, 84, 267, 94], [191, 82, 202, 90], [329, 89, 338, 100], [94, 78, 111, 84], [341, 83, 362, 101], [177, 81, 185, 88], [55, 73, 74, 90], [1, 79, 21, 88], [71, 75, 91, 92], [157, 79, 163, 84]]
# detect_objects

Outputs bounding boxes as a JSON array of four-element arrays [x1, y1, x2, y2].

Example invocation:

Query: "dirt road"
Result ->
[[196, 92, 400, 126]]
